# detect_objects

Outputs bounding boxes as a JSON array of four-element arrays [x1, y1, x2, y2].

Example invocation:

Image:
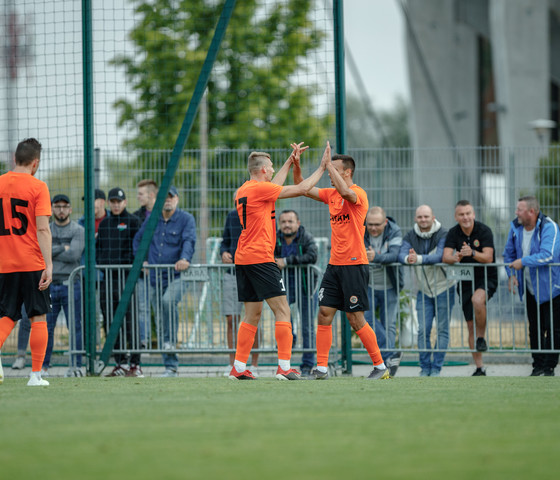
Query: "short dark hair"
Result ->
[[279, 209, 299, 221], [455, 199, 471, 208], [15, 138, 42, 166], [332, 154, 355, 176]]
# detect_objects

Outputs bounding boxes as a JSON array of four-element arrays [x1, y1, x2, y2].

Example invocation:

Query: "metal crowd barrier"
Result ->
[[5, 261, 557, 369]]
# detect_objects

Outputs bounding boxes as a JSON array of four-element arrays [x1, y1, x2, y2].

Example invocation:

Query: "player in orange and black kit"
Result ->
[[294, 142, 390, 380], [229, 142, 329, 380], [0, 138, 53, 387]]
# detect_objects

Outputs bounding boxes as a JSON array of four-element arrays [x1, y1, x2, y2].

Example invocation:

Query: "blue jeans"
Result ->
[[150, 277, 186, 371], [44, 282, 83, 368], [288, 288, 316, 369], [136, 277, 151, 345], [416, 287, 454, 374], [365, 287, 398, 362]]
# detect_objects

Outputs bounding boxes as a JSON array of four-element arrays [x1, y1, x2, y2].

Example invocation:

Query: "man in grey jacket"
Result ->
[[44, 194, 85, 376], [398, 205, 455, 377], [364, 206, 404, 374]]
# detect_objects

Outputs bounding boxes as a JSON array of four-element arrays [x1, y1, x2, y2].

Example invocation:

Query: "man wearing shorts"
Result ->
[[443, 200, 498, 376], [0, 138, 52, 387], [229, 142, 328, 380], [294, 143, 390, 380]]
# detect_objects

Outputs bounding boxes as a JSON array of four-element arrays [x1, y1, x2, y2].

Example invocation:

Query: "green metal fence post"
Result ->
[[81, 0, 96, 375], [333, 0, 352, 375]]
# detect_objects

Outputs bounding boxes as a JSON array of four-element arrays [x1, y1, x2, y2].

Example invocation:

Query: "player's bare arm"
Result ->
[[278, 143, 327, 199], [36, 215, 53, 290], [327, 155, 357, 203], [302, 141, 331, 202], [272, 142, 308, 186]]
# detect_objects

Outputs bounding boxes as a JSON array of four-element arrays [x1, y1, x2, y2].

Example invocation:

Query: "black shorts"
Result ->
[[318, 264, 369, 312], [458, 280, 497, 322], [235, 263, 287, 302], [0, 271, 52, 320]]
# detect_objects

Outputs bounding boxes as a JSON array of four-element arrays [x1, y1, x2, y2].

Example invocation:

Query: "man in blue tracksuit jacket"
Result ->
[[503, 195, 560, 376]]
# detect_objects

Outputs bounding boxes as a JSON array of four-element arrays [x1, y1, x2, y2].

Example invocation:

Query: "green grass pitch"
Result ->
[[1, 376, 559, 480]]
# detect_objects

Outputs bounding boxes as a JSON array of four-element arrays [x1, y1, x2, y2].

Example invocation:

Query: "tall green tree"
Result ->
[[111, 0, 331, 152]]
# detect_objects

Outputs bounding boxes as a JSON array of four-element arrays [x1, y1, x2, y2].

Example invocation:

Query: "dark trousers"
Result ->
[[100, 270, 140, 366], [526, 292, 560, 370]]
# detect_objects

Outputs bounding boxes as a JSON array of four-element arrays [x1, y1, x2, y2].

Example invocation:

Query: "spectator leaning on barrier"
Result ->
[[363, 206, 404, 376], [133, 179, 158, 349], [274, 209, 318, 377], [220, 205, 260, 377], [399, 205, 455, 377], [443, 200, 497, 376], [503, 195, 560, 377], [96, 187, 142, 377], [42, 194, 85, 377], [133, 186, 196, 378]]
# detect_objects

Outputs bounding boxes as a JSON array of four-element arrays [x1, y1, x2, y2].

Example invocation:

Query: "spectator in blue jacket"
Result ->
[[133, 186, 196, 377], [503, 195, 560, 376], [364, 206, 404, 374]]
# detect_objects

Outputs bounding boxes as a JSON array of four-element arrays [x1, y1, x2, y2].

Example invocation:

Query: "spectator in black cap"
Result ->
[[96, 187, 143, 377], [78, 188, 109, 236]]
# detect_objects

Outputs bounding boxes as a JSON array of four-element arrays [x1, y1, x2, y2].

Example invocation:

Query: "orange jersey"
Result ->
[[0, 171, 51, 273], [234, 180, 283, 265], [319, 185, 369, 265]]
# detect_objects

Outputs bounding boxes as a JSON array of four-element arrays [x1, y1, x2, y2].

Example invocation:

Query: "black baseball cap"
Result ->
[[82, 189, 106, 201], [108, 187, 126, 201], [168, 186, 179, 197], [52, 194, 70, 204]]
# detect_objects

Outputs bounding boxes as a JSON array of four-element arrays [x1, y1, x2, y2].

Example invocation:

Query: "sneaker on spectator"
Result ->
[[248, 365, 259, 378], [430, 370, 441, 377], [160, 368, 178, 378], [11, 356, 25, 370], [543, 368, 555, 377], [41, 367, 49, 378], [126, 365, 144, 378], [300, 365, 312, 378], [530, 367, 545, 376], [65, 366, 84, 377], [105, 365, 129, 377], [420, 370, 430, 377], [311, 368, 328, 380], [472, 367, 487, 376], [228, 367, 255, 380], [275, 367, 302, 380], [386, 352, 403, 377], [367, 367, 391, 380], [475, 337, 488, 352], [27, 372, 49, 386]]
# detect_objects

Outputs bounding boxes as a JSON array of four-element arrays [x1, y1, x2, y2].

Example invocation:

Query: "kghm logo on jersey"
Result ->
[[330, 213, 350, 224], [349, 295, 358, 304]]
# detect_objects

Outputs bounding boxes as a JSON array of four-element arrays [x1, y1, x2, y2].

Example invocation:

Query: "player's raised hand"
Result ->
[[290, 142, 309, 166], [321, 141, 331, 169]]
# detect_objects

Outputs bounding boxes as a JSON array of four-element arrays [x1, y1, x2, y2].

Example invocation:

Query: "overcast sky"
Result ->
[[344, 0, 409, 110]]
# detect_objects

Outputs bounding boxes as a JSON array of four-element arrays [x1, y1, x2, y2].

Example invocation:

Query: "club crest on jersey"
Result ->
[[117, 223, 127, 231], [473, 239, 480, 248], [349, 295, 358, 304]]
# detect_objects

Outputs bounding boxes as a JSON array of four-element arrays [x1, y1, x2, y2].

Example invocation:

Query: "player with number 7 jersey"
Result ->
[[228, 143, 329, 381]]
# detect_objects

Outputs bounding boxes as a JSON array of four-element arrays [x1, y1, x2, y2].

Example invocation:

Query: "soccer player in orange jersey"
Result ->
[[229, 142, 329, 380], [0, 138, 53, 387], [294, 142, 390, 380]]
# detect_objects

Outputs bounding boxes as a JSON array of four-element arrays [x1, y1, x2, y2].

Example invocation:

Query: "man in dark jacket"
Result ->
[[364, 206, 404, 373], [274, 210, 318, 376], [96, 187, 142, 377]]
